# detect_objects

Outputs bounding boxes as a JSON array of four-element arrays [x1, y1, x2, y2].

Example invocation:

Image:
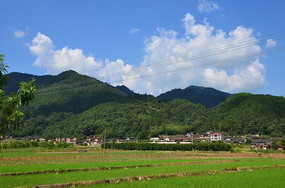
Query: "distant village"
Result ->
[[1, 131, 283, 151]]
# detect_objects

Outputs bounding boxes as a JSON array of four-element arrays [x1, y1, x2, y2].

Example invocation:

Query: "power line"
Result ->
[[34, 46, 285, 97], [35, 82, 106, 96], [34, 31, 285, 96], [108, 32, 285, 76], [36, 80, 102, 94], [111, 46, 285, 84]]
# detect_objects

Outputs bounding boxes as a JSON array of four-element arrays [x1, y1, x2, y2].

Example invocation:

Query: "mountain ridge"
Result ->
[[4, 70, 285, 139], [157, 85, 232, 108]]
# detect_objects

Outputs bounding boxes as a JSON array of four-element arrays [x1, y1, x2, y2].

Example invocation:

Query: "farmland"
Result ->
[[1, 147, 285, 188]]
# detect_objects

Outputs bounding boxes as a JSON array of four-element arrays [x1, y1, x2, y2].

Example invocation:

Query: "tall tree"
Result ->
[[0, 53, 36, 135]]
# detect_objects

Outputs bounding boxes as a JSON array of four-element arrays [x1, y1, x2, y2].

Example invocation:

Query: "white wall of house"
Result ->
[[210, 133, 224, 141]]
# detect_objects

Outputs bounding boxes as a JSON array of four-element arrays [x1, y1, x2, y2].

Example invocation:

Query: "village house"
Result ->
[[86, 135, 101, 145], [199, 133, 209, 139], [169, 137, 189, 142], [210, 133, 224, 142], [163, 137, 170, 142], [116, 139, 125, 143], [224, 136, 245, 144], [55, 138, 66, 142], [251, 133, 260, 138], [27, 136, 46, 142], [250, 138, 272, 150], [0, 135, 12, 140], [185, 133, 193, 138], [66, 137, 77, 144], [149, 137, 160, 142], [104, 139, 113, 143], [125, 137, 137, 142], [74, 140, 86, 146]]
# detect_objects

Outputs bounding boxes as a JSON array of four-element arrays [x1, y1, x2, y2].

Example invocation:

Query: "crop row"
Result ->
[[1, 157, 284, 188], [29, 165, 285, 188], [1, 160, 232, 176], [96, 167, 285, 188]]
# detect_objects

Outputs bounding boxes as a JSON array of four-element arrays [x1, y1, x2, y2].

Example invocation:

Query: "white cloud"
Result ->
[[130, 28, 140, 34], [115, 13, 265, 95], [14, 29, 28, 38], [266, 39, 277, 48], [98, 59, 139, 89], [28, 33, 102, 76], [203, 59, 266, 92], [197, 0, 219, 13], [29, 13, 267, 96]]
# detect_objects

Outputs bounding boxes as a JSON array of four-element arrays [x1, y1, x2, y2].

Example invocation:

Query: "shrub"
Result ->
[[0, 140, 73, 149], [102, 142, 231, 151]]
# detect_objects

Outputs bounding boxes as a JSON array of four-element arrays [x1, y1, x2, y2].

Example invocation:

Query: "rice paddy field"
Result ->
[[1, 147, 285, 188]]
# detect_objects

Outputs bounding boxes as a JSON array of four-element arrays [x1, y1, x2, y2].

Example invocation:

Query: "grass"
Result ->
[[0, 147, 285, 187]]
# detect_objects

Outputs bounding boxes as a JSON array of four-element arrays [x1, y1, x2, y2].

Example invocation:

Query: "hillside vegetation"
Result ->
[[199, 93, 285, 136], [6, 71, 285, 138], [158, 85, 232, 108]]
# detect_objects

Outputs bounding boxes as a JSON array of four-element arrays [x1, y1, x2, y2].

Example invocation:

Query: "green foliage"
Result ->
[[41, 98, 206, 139], [0, 54, 36, 135], [281, 136, 285, 150], [271, 139, 278, 150], [157, 85, 232, 108], [5, 70, 285, 139], [103, 142, 232, 151], [196, 93, 285, 136]]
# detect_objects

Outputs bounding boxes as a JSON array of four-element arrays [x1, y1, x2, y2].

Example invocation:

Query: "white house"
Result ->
[[149, 137, 160, 142], [210, 133, 224, 142]]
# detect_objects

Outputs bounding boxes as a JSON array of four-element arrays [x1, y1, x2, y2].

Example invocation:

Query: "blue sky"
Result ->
[[1, 0, 285, 96]]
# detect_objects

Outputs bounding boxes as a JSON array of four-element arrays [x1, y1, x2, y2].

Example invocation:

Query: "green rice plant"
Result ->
[[95, 168, 285, 188], [1, 157, 284, 187], [0, 158, 231, 174]]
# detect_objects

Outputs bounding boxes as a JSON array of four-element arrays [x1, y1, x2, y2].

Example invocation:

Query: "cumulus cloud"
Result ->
[[29, 13, 267, 95], [14, 29, 28, 38], [28, 33, 139, 87], [117, 13, 265, 95], [98, 59, 139, 89], [197, 0, 219, 13], [266, 39, 277, 48], [28, 33, 102, 76], [203, 59, 265, 92]]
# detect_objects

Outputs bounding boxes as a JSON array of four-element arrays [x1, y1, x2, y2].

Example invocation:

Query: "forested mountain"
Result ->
[[9, 70, 128, 117], [40, 98, 207, 139], [158, 86, 232, 108], [5, 72, 53, 94], [5, 71, 285, 138], [195, 93, 285, 137]]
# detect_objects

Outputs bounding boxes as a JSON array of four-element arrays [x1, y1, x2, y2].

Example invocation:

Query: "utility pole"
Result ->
[[103, 128, 106, 154]]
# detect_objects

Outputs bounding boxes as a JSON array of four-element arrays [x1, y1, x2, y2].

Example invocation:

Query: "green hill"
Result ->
[[157, 86, 232, 108], [5, 71, 285, 138], [15, 70, 128, 117], [5, 72, 53, 94], [5, 71, 129, 137], [40, 97, 207, 139], [196, 93, 285, 136]]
